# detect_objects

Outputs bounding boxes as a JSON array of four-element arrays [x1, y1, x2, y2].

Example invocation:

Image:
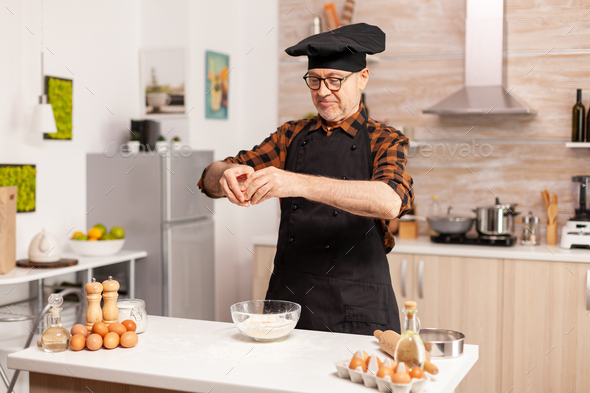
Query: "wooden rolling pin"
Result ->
[[374, 330, 439, 375]]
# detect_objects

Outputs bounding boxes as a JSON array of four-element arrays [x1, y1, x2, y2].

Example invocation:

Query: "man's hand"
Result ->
[[242, 167, 301, 205], [220, 165, 255, 207]]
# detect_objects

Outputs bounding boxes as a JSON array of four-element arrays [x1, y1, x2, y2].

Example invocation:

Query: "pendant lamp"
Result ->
[[32, 0, 57, 134]]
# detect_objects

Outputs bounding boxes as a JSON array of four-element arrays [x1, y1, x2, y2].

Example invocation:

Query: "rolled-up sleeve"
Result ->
[[371, 127, 414, 218], [197, 124, 289, 194]]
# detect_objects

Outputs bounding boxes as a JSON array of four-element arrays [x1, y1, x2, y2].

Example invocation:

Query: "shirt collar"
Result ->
[[308, 103, 367, 137]]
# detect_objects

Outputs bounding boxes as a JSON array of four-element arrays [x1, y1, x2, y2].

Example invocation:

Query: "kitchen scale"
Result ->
[[430, 233, 517, 247], [561, 175, 590, 249]]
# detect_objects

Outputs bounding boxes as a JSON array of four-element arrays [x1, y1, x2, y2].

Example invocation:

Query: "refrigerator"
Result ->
[[86, 151, 214, 319]]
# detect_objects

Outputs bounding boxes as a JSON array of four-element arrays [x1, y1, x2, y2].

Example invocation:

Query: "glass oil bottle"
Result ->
[[41, 294, 71, 353], [394, 300, 426, 369]]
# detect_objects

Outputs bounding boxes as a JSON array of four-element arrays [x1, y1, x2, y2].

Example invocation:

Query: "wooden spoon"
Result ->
[[548, 203, 558, 225], [541, 190, 550, 210]]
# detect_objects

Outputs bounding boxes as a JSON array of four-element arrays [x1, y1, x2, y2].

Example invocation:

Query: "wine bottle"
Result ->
[[572, 89, 586, 142]]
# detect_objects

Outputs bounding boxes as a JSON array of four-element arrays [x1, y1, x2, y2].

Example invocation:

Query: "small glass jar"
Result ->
[[117, 299, 147, 333], [521, 212, 540, 245]]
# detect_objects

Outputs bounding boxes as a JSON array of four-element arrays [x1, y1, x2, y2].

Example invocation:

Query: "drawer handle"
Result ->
[[587, 270, 590, 312], [418, 260, 424, 299], [401, 259, 407, 297]]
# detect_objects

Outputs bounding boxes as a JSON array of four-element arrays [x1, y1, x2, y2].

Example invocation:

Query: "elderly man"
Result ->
[[198, 23, 414, 335]]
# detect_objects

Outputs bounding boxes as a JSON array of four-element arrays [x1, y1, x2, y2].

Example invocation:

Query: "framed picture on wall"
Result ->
[[0, 164, 36, 212], [141, 47, 186, 116], [205, 51, 229, 120], [44, 76, 73, 140]]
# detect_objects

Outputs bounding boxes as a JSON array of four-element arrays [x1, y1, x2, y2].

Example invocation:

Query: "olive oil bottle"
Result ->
[[41, 294, 71, 353], [394, 301, 426, 369]]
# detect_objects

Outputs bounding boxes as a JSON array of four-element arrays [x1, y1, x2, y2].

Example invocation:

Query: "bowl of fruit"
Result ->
[[69, 224, 126, 257]]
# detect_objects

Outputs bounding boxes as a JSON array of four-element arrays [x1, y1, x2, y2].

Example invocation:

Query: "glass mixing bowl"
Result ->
[[230, 300, 301, 342]]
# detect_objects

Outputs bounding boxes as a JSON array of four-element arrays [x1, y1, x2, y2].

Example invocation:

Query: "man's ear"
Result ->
[[358, 68, 370, 90]]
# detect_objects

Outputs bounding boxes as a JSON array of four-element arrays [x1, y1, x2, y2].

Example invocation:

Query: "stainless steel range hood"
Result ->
[[423, 0, 536, 115]]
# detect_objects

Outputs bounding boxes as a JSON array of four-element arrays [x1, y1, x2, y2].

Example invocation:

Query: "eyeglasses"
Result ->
[[303, 72, 355, 91]]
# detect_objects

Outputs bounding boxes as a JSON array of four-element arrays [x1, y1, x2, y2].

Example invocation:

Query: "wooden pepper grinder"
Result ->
[[102, 276, 120, 326], [85, 278, 103, 331]]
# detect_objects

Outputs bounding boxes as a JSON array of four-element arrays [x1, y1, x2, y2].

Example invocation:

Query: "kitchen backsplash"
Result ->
[[278, 0, 590, 226]]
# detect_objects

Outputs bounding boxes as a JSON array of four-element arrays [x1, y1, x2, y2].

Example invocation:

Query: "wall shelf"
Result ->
[[565, 142, 590, 148]]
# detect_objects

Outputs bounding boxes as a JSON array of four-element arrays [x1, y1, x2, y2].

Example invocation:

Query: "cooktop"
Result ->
[[430, 234, 517, 247]]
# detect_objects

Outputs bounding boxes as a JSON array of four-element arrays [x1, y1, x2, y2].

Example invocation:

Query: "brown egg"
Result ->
[[409, 367, 425, 379], [348, 357, 367, 372], [86, 334, 103, 351], [92, 322, 109, 338], [103, 332, 120, 349], [108, 322, 127, 336], [121, 320, 136, 332], [71, 324, 88, 337], [377, 366, 394, 379], [120, 331, 138, 348], [69, 334, 86, 351], [391, 371, 411, 384]]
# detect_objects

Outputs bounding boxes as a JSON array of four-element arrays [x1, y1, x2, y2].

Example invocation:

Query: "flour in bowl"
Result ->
[[237, 314, 297, 340]]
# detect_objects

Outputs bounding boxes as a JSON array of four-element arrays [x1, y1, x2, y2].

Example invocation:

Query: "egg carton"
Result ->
[[334, 358, 429, 393]]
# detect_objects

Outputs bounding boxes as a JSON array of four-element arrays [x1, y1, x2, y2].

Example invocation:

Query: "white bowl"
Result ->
[[69, 239, 125, 257], [230, 300, 301, 342]]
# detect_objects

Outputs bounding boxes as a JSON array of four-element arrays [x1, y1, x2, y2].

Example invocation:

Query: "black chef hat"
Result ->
[[285, 23, 385, 72]]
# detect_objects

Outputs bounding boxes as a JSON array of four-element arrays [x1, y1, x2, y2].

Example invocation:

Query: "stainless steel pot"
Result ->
[[474, 197, 520, 236]]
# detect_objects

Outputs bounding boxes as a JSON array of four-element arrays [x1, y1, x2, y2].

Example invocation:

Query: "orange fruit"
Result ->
[[88, 227, 103, 240], [88, 238, 98, 241], [71, 231, 83, 239]]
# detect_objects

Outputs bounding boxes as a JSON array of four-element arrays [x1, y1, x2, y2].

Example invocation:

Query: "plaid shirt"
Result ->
[[198, 104, 414, 251]]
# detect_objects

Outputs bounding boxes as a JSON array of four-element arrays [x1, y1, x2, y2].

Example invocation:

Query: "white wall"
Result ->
[[0, 0, 279, 329], [0, 0, 141, 260], [186, 0, 280, 322], [0, 1, 141, 389]]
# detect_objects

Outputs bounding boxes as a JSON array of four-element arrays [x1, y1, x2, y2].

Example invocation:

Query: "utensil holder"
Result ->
[[399, 220, 419, 239], [546, 222, 557, 245]]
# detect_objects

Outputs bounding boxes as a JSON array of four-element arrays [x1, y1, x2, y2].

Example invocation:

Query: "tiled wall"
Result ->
[[278, 0, 590, 229]]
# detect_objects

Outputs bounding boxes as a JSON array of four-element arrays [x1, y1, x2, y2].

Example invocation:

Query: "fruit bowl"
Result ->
[[69, 239, 125, 257], [230, 300, 301, 342]]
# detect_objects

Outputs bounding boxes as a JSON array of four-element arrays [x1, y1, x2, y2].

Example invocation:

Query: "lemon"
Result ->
[[72, 231, 84, 240], [110, 227, 125, 239], [88, 227, 103, 240], [93, 224, 107, 236], [88, 238, 98, 241]]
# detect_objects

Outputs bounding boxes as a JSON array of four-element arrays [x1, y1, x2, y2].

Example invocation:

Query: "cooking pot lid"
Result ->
[[478, 197, 518, 211]]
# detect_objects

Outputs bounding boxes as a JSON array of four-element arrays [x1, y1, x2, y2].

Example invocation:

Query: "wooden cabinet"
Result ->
[[501, 259, 589, 393], [253, 245, 590, 393], [252, 245, 276, 300], [388, 253, 503, 393]]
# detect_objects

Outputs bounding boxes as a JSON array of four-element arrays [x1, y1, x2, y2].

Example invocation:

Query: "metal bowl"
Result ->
[[420, 328, 464, 358]]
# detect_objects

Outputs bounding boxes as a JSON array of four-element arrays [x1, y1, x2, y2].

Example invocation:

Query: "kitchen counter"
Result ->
[[8, 316, 478, 393], [252, 234, 590, 263]]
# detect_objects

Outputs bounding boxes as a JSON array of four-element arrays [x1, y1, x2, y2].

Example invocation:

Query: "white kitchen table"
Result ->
[[8, 316, 478, 393]]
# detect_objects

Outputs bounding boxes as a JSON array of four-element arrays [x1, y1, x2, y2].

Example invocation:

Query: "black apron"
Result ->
[[265, 114, 401, 335]]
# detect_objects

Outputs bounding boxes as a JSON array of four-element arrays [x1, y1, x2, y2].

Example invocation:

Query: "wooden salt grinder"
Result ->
[[85, 278, 103, 331], [102, 276, 120, 326]]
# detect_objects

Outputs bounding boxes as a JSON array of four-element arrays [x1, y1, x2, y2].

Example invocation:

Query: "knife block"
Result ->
[[399, 220, 419, 239]]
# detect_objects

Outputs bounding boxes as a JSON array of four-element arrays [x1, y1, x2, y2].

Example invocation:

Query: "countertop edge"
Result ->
[[252, 234, 590, 263]]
